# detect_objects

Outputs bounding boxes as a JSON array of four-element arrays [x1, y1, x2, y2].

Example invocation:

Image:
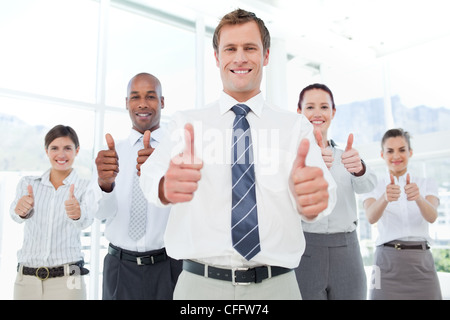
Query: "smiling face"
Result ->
[[381, 136, 413, 177], [214, 21, 269, 102], [126, 73, 164, 134], [46, 136, 79, 173], [298, 88, 336, 140]]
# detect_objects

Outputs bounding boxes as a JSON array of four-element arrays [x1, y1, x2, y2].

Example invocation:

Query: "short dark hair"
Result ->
[[381, 128, 412, 150], [45, 125, 79, 149], [213, 8, 270, 53], [297, 83, 336, 111]]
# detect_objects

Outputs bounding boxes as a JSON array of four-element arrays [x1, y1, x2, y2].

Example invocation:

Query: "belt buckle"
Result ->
[[232, 267, 251, 286], [36, 267, 50, 280], [136, 255, 153, 265], [394, 243, 402, 250]]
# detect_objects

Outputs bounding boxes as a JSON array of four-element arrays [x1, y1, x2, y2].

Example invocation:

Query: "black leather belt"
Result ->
[[384, 242, 430, 250], [108, 244, 167, 265], [21, 260, 89, 280], [183, 260, 292, 285]]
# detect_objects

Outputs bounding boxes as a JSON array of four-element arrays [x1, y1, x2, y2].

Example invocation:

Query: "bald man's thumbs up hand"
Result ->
[[15, 184, 34, 218], [95, 133, 119, 192], [137, 130, 155, 176], [341, 133, 365, 176], [64, 184, 81, 220], [290, 138, 329, 220], [314, 129, 333, 169], [160, 123, 203, 204]]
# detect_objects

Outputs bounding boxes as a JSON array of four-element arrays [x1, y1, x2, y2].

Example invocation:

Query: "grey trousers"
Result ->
[[370, 240, 442, 300], [295, 230, 367, 300]]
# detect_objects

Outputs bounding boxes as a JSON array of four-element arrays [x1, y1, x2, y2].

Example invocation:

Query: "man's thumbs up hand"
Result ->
[[161, 123, 203, 204], [95, 133, 119, 192], [290, 138, 329, 220], [137, 130, 155, 176]]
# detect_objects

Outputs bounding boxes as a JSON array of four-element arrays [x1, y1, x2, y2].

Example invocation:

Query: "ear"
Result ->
[[125, 97, 129, 111], [380, 150, 384, 160], [263, 49, 270, 66], [160, 96, 165, 109], [331, 108, 336, 120], [214, 50, 220, 68], [75, 146, 80, 156], [409, 148, 413, 158], [297, 107, 302, 114]]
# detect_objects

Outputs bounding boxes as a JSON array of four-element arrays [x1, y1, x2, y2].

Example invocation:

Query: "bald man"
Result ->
[[92, 73, 181, 300]]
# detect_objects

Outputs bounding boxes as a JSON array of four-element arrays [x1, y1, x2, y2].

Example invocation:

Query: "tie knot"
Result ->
[[232, 104, 250, 117]]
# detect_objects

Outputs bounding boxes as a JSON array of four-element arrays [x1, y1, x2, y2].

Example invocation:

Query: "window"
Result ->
[[105, 5, 196, 117], [0, 0, 99, 103]]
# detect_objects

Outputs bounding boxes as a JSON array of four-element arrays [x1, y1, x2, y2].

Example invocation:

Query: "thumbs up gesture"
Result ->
[[161, 123, 203, 204], [64, 184, 81, 220], [314, 129, 333, 169], [404, 173, 420, 201], [95, 133, 119, 192], [289, 138, 329, 220], [341, 133, 364, 176], [385, 174, 401, 202], [136, 130, 155, 176], [15, 184, 35, 218]]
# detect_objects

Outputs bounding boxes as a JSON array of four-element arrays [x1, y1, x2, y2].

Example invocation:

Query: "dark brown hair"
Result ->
[[45, 125, 79, 149], [297, 83, 336, 111], [212, 8, 271, 53], [381, 128, 412, 150]]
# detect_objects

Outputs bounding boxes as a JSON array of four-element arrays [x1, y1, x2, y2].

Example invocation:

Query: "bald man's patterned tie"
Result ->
[[231, 104, 260, 260], [129, 136, 147, 240]]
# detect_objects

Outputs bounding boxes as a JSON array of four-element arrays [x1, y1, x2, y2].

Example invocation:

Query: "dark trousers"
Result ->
[[102, 244, 182, 300]]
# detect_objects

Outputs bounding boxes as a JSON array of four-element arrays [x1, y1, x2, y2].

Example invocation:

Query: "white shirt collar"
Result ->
[[128, 127, 162, 147], [218, 91, 264, 117], [39, 168, 76, 187]]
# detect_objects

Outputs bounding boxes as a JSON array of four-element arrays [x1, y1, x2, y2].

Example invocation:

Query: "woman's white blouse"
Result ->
[[361, 171, 439, 246], [10, 169, 95, 267]]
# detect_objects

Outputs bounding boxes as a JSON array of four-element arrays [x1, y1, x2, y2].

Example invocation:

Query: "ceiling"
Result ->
[[126, 0, 450, 67]]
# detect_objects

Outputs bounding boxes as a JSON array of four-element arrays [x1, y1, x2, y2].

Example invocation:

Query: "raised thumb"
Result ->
[[314, 129, 325, 149], [183, 123, 195, 160], [345, 133, 354, 152], [27, 185, 34, 198], [68, 184, 75, 200], [105, 133, 115, 151], [143, 130, 151, 148], [293, 138, 310, 170]]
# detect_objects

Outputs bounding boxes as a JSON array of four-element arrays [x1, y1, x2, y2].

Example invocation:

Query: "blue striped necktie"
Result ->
[[231, 104, 260, 260]]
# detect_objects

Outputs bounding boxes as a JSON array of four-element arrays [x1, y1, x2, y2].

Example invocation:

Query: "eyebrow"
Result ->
[[130, 90, 157, 95], [223, 42, 260, 48]]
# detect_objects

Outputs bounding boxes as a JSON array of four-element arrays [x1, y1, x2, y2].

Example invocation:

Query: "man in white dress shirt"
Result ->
[[139, 10, 336, 300], [93, 73, 181, 299]]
